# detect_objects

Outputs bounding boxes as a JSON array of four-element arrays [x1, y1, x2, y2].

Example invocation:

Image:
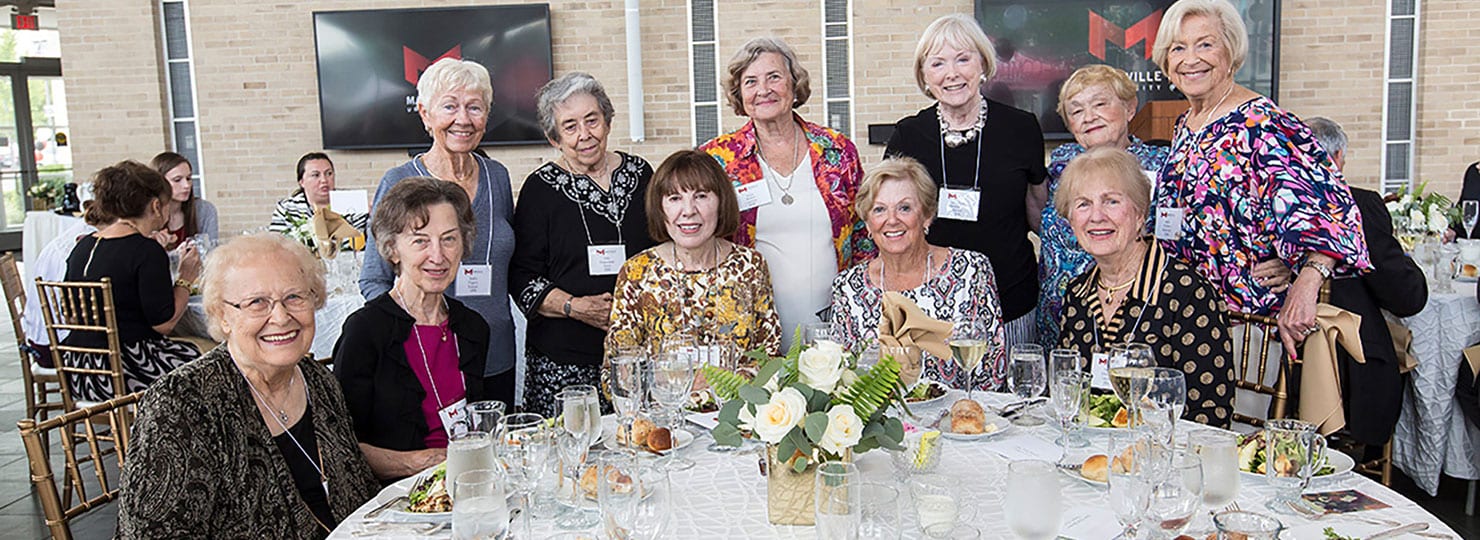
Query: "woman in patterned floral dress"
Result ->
[[1151, 0, 1370, 356], [513, 73, 656, 417], [1037, 65, 1169, 348], [607, 150, 782, 360]]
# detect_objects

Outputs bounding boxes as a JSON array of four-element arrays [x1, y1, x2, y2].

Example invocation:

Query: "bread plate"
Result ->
[[603, 427, 694, 456], [938, 413, 1012, 441]]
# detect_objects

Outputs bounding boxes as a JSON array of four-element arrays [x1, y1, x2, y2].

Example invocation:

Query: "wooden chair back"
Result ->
[[2, 252, 64, 422], [34, 278, 125, 410], [17, 391, 140, 540], [1228, 310, 1295, 428]]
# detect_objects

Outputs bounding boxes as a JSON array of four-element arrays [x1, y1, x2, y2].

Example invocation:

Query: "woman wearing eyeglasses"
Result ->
[[333, 177, 491, 481]]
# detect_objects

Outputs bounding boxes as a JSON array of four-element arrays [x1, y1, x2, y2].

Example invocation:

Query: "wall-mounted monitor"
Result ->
[[974, 0, 1279, 140], [313, 5, 553, 150]]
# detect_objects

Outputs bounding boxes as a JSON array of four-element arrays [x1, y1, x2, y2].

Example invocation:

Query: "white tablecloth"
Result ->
[[177, 293, 365, 360], [1393, 281, 1480, 495], [21, 210, 81, 263], [330, 392, 1459, 539]]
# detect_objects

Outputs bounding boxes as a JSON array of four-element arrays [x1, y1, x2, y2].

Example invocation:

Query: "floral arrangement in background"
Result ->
[[706, 333, 907, 471], [283, 214, 318, 249], [1386, 180, 1458, 236], [27, 178, 64, 209]]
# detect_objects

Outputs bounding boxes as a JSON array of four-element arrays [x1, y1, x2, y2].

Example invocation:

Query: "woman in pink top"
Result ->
[[334, 177, 492, 481]]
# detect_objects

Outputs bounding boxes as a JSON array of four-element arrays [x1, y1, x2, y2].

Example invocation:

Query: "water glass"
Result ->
[[1004, 460, 1061, 539], [651, 349, 696, 428], [815, 461, 861, 540], [1009, 345, 1046, 426], [1142, 367, 1187, 446], [609, 348, 646, 433], [1108, 343, 1155, 426], [803, 321, 835, 346], [466, 400, 505, 435], [500, 413, 551, 531], [1213, 510, 1282, 539], [1052, 371, 1090, 448], [452, 469, 509, 540], [1264, 419, 1327, 513], [1143, 450, 1203, 538], [1108, 430, 1154, 539], [597, 449, 668, 540], [1049, 348, 1084, 389], [446, 431, 495, 500], [911, 474, 963, 538], [857, 482, 901, 539], [1190, 430, 1241, 520]]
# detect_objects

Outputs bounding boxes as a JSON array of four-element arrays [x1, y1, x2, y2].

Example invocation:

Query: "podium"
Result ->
[[1129, 100, 1186, 144]]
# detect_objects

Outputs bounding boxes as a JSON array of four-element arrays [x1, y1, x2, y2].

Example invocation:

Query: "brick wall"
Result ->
[[53, 1, 1479, 235]]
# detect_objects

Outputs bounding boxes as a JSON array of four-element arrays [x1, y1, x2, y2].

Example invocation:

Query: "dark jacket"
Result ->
[[1327, 187, 1427, 445], [333, 292, 490, 452]]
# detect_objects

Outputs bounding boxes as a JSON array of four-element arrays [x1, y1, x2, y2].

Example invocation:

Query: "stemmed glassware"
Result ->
[[1142, 368, 1188, 446], [803, 321, 835, 346], [1143, 450, 1204, 538], [949, 319, 990, 399], [597, 449, 669, 540], [1463, 200, 1479, 238], [1189, 430, 1240, 534], [452, 469, 510, 540], [1052, 371, 1090, 447], [703, 340, 750, 453], [650, 342, 697, 468], [466, 400, 505, 435], [1049, 348, 1085, 389], [1108, 342, 1156, 426], [554, 387, 601, 530], [1004, 460, 1062, 539], [1008, 344, 1047, 426], [500, 412, 551, 537], [857, 482, 902, 539], [609, 346, 646, 447], [1108, 429, 1154, 540]]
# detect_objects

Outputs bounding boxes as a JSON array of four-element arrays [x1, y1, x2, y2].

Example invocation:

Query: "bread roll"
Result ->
[[1081, 454, 1109, 482], [949, 399, 987, 435], [579, 465, 600, 498], [629, 417, 656, 448], [647, 427, 673, 451]]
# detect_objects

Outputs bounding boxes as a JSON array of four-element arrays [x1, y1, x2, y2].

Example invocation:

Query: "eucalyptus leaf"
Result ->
[[792, 455, 811, 473], [712, 423, 743, 447], [738, 385, 771, 405], [717, 399, 743, 424], [803, 412, 829, 442]]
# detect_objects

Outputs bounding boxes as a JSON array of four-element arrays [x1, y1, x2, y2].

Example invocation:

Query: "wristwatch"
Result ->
[[1300, 259, 1334, 280], [173, 278, 194, 291], [562, 297, 573, 317]]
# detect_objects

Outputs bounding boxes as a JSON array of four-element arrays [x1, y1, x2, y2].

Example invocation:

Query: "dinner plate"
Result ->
[[603, 426, 695, 456], [1456, 275, 1478, 283], [1238, 448, 1355, 481], [938, 413, 1012, 441], [373, 467, 518, 523], [901, 379, 951, 409], [1059, 465, 1109, 488]]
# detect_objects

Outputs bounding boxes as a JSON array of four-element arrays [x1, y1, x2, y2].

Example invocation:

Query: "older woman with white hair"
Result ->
[[886, 14, 1048, 350], [830, 157, 1007, 391], [1055, 147, 1234, 427], [1037, 65, 1170, 347], [1149, 0, 1368, 356], [119, 233, 378, 538], [699, 37, 870, 351], [512, 72, 655, 416], [359, 57, 517, 405]]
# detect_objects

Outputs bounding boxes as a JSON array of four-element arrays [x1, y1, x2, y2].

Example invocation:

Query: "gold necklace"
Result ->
[[1096, 275, 1136, 292]]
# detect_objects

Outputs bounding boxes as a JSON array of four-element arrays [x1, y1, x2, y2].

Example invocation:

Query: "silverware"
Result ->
[[926, 407, 951, 429], [999, 397, 1047, 419], [364, 495, 407, 520], [1366, 523, 1430, 539]]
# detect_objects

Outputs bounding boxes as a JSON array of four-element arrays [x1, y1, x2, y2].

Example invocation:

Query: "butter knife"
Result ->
[[1367, 523, 1430, 539]]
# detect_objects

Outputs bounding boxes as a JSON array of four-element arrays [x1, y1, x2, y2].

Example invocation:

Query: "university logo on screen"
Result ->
[[1086, 9, 1169, 91], [403, 45, 463, 112]]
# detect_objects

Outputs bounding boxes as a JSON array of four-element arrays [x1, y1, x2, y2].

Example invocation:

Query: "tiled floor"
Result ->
[[0, 300, 1478, 538]]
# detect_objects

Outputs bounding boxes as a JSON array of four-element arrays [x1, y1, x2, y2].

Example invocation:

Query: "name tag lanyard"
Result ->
[[1090, 293, 1150, 354], [412, 156, 495, 265], [575, 196, 625, 249]]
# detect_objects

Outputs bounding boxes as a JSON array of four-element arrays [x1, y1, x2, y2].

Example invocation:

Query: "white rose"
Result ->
[[1428, 206, 1449, 233], [817, 405, 864, 455], [1400, 193, 1413, 207], [1385, 201, 1401, 216], [752, 387, 807, 444], [798, 340, 847, 393], [1409, 209, 1427, 231]]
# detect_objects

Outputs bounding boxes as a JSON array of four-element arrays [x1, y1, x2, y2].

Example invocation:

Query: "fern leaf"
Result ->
[[701, 365, 752, 401], [834, 355, 901, 420]]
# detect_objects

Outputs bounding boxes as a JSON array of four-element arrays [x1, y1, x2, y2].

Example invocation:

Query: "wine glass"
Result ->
[[1049, 348, 1084, 390], [1108, 342, 1155, 426], [597, 449, 669, 540], [500, 413, 551, 536], [1463, 200, 1479, 238], [1142, 368, 1187, 446], [1004, 460, 1062, 539], [1189, 430, 1240, 534], [815, 461, 861, 540], [561, 385, 602, 445], [1108, 429, 1154, 540], [466, 400, 505, 435], [650, 348, 697, 468], [1008, 344, 1046, 426], [609, 347, 646, 442], [950, 319, 989, 399], [1052, 371, 1090, 448], [452, 469, 509, 540], [554, 387, 601, 530], [1144, 450, 1203, 538]]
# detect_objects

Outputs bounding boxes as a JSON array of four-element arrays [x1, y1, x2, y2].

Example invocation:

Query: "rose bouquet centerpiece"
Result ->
[[703, 333, 908, 525], [1387, 181, 1458, 250]]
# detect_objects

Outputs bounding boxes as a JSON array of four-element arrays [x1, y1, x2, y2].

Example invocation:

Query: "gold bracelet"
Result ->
[[174, 278, 194, 290]]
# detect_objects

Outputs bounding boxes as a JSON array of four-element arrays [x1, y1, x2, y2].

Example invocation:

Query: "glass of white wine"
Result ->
[[950, 320, 990, 399], [1108, 342, 1156, 427]]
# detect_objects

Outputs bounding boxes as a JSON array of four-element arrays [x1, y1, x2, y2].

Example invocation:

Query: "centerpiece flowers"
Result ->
[[1387, 181, 1458, 250], [704, 334, 908, 525]]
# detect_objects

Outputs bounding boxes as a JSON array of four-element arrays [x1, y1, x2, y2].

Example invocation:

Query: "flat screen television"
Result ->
[[313, 5, 553, 150], [973, 0, 1279, 140]]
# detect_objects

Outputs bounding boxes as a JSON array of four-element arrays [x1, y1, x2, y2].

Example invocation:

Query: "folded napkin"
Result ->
[[1464, 344, 1480, 380], [1300, 303, 1365, 435], [311, 207, 364, 260], [877, 292, 952, 386], [1388, 319, 1418, 374]]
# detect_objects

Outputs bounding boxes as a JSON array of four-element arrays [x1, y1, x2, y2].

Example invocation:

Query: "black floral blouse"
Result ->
[[1058, 241, 1235, 427], [118, 346, 379, 539]]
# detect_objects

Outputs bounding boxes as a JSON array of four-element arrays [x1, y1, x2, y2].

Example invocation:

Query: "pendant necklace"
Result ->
[[243, 367, 298, 426], [758, 125, 804, 205]]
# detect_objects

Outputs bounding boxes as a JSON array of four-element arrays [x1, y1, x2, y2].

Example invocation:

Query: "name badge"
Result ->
[[587, 244, 626, 276], [734, 179, 773, 211], [455, 264, 493, 296], [1154, 206, 1185, 241], [937, 188, 980, 221], [437, 397, 470, 438], [1090, 352, 1112, 390]]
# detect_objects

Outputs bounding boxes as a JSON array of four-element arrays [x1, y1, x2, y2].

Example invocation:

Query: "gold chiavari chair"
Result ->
[[17, 392, 141, 540], [0, 252, 65, 423]]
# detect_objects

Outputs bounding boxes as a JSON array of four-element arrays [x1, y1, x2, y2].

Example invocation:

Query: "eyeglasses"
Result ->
[[223, 292, 316, 316]]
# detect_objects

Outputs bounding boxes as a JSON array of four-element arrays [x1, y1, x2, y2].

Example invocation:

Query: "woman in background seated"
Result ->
[[119, 234, 378, 538], [269, 152, 369, 236], [1055, 147, 1234, 427], [606, 149, 781, 358], [150, 152, 218, 249], [335, 177, 489, 481], [60, 161, 202, 401], [830, 157, 1007, 391]]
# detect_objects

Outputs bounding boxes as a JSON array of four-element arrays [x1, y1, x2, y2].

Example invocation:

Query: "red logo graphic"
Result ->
[[463, 267, 475, 276], [595, 249, 608, 255], [404, 45, 463, 86], [1088, 9, 1163, 60]]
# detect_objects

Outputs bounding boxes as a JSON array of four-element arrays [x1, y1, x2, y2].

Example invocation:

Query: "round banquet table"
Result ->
[[330, 391, 1458, 539], [1393, 281, 1480, 496], [176, 292, 365, 360]]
